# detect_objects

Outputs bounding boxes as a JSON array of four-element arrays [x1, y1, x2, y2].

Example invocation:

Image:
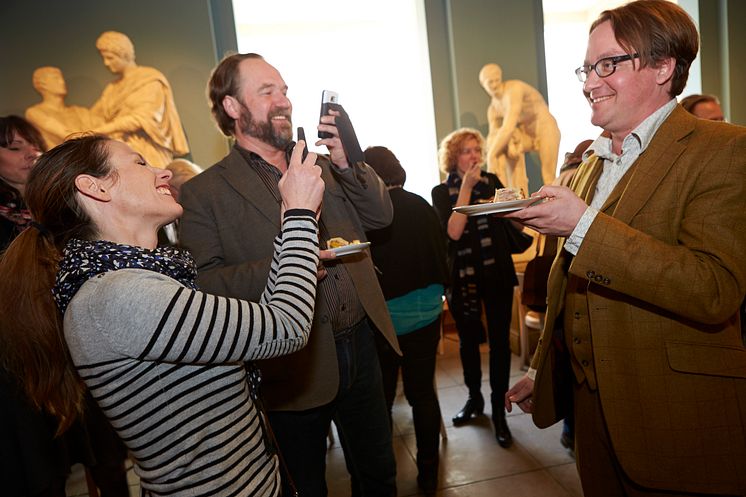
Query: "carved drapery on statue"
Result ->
[[90, 66, 189, 167]]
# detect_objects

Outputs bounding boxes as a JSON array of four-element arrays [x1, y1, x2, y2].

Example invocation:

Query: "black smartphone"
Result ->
[[297, 127, 309, 161], [318, 90, 339, 139]]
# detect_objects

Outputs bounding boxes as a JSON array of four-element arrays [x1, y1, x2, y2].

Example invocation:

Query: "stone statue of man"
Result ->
[[90, 31, 189, 167], [25, 66, 96, 149], [479, 63, 561, 193]]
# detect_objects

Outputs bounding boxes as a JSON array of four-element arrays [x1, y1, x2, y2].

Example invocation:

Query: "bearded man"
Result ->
[[178, 53, 399, 497]]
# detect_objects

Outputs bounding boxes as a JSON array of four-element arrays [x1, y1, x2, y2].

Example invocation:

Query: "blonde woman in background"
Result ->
[[431, 128, 531, 448]]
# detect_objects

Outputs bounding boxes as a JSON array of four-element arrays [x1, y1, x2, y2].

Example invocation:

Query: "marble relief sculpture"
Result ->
[[26, 31, 189, 167], [25, 67, 97, 149], [89, 31, 189, 167], [479, 63, 561, 193]]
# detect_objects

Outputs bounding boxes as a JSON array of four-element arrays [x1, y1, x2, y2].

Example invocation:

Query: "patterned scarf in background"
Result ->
[[53, 238, 197, 314], [446, 171, 497, 320]]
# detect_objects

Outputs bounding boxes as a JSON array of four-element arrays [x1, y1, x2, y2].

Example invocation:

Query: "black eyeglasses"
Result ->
[[575, 53, 639, 82]]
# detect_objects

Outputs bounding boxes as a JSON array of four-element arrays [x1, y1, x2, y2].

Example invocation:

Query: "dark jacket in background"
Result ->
[[367, 187, 448, 300]]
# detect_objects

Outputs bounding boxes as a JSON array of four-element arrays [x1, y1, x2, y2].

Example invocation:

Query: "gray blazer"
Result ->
[[179, 147, 400, 410]]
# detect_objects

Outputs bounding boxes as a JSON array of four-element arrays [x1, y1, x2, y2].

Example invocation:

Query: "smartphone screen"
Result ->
[[318, 90, 339, 139]]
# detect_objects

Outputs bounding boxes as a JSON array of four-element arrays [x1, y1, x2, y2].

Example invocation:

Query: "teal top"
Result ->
[[386, 284, 444, 335]]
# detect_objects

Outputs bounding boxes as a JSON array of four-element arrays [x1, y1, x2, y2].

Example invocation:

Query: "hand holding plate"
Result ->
[[504, 185, 587, 237]]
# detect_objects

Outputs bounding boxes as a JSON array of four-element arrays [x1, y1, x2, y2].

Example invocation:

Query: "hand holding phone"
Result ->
[[297, 127, 309, 161], [318, 90, 339, 139]]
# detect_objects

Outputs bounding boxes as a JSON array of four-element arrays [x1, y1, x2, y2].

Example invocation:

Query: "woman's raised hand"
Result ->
[[461, 163, 482, 190], [279, 140, 325, 216]]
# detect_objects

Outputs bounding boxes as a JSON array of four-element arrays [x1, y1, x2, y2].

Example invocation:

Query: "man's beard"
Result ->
[[237, 100, 292, 150]]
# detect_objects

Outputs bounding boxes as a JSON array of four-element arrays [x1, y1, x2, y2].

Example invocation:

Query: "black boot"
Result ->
[[493, 411, 513, 448], [452, 392, 484, 425], [416, 456, 439, 495]]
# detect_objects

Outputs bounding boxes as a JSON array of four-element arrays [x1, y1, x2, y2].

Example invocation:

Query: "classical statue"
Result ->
[[25, 67, 97, 149], [479, 63, 561, 193], [90, 31, 189, 167]]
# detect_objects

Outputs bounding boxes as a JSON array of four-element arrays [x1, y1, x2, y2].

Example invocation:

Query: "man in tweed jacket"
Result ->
[[505, 1, 746, 495]]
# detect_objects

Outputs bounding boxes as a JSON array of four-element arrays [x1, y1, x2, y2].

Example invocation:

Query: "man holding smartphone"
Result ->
[[179, 53, 399, 497]]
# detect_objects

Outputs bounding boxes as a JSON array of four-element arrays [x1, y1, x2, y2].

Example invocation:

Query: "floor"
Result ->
[[65, 330, 583, 497]]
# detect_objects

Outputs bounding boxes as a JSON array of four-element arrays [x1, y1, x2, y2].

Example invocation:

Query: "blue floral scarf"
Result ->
[[53, 238, 197, 314]]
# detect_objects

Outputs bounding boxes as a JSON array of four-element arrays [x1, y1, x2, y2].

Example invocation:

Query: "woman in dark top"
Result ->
[[431, 128, 530, 448], [0, 116, 68, 497], [365, 146, 448, 495], [0, 116, 43, 250]]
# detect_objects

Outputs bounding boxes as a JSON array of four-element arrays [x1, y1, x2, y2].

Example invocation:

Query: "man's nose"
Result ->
[[275, 93, 291, 108], [583, 70, 601, 94]]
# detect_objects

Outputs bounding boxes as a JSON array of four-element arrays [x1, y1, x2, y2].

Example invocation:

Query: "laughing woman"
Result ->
[[0, 135, 324, 496]]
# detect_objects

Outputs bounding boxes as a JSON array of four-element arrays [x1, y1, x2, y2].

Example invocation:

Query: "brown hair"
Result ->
[[591, 0, 698, 98], [0, 134, 113, 434], [208, 52, 264, 136], [437, 128, 485, 174], [0, 115, 46, 201], [363, 146, 406, 187], [680, 93, 720, 114], [1, 115, 46, 152]]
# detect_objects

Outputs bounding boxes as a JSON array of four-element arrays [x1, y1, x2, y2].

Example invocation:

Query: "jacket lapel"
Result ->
[[572, 154, 604, 204], [601, 106, 694, 223], [217, 147, 281, 229]]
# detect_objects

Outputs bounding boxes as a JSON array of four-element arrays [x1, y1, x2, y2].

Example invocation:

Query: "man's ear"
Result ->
[[223, 95, 241, 120], [75, 174, 112, 202], [655, 57, 676, 86]]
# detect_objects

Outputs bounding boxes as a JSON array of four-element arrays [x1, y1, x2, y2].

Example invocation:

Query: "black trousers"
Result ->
[[452, 282, 514, 409], [375, 316, 442, 466]]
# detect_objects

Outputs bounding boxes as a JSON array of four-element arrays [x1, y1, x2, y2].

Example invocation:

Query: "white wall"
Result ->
[[233, 0, 441, 202]]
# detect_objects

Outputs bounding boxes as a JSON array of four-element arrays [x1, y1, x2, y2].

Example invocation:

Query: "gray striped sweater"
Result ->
[[63, 214, 319, 496]]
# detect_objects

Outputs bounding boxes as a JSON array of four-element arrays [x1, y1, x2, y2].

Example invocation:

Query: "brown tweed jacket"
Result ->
[[178, 147, 399, 411], [530, 106, 746, 494]]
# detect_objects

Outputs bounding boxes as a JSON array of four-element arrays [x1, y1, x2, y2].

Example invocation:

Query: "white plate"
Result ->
[[329, 242, 371, 256], [453, 198, 540, 216]]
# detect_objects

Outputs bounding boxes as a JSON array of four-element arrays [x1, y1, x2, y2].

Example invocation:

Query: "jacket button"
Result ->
[[321, 316, 329, 324], [573, 337, 581, 344], [582, 359, 589, 367], [574, 312, 580, 319], [587, 270, 595, 279]]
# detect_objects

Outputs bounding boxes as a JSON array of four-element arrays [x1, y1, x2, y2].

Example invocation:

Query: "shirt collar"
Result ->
[[587, 98, 677, 161], [234, 142, 298, 178]]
